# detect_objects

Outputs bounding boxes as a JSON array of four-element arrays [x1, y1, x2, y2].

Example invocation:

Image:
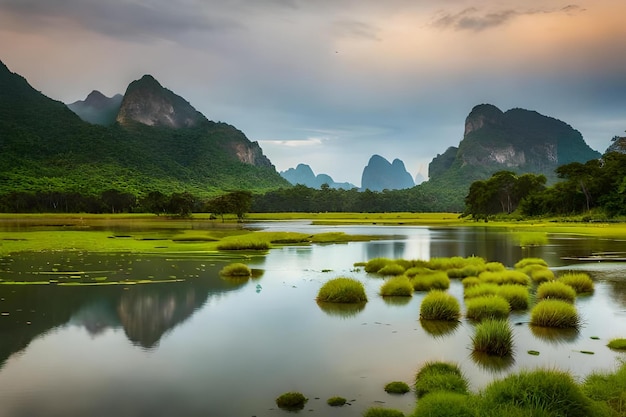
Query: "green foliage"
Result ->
[[384, 381, 411, 394], [471, 319, 514, 357], [326, 396, 347, 406], [496, 285, 529, 310], [411, 392, 474, 417], [363, 407, 405, 417], [464, 283, 500, 299], [478, 270, 530, 286], [582, 361, 626, 415], [536, 281, 577, 303], [275, 392, 308, 410], [607, 338, 626, 350], [219, 263, 252, 277], [419, 291, 460, 321], [465, 296, 510, 321], [216, 240, 269, 251], [380, 276, 413, 297], [378, 263, 406, 276], [523, 265, 555, 284], [317, 277, 367, 303], [365, 257, 393, 273], [514, 257, 548, 269], [558, 272, 595, 294], [530, 300, 580, 328], [414, 361, 469, 398], [461, 276, 481, 289], [411, 272, 450, 291], [485, 261, 506, 272]]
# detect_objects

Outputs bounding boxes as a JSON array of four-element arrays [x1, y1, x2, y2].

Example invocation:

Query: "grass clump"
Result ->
[[405, 266, 432, 277], [496, 285, 529, 310], [317, 277, 367, 303], [411, 271, 450, 291], [464, 283, 499, 299], [462, 276, 481, 289], [514, 257, 548, 269], [481, 369, 595, 417], [419, 290, 460, 321], [217, 240, 269, 251], [465, 296, 510, 321], [530, 299, 580, 328], [365, 257, 393, 273], [558, 272, 594, 294], [607, 338, 626, 350], [536, 281, 577, 303], [326, 396, 347, 406], [380, 276, 413, 297], [275, 391, 308, 410], [527, 266, 555, 284], [414, 361, 469, 398], [471, 319, 514, 357], [582, 362, 626, 416], [218, 262, 252, 277], [485, 262, 506, 272], [384, 381, 410, 394], [412, 392, 474, 417], [378, 263, 406, 276], [363, 407, 405, 417]]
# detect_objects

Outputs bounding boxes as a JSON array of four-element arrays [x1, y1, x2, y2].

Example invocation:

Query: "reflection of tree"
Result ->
[[316, 301, 366, 318], [420, 319, 459, 338]]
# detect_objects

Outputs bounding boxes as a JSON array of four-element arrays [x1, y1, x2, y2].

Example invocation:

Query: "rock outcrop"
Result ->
[[361, 155, 415, 191]]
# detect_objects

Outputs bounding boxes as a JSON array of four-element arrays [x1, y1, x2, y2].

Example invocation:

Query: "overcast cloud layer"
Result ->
[[1, 0, 625, 185]]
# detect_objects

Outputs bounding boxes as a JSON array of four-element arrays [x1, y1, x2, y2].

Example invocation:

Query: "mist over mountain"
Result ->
[[361, 155, 415, 191], [280, 164, 356, 189], [67, 90, 123, 126]]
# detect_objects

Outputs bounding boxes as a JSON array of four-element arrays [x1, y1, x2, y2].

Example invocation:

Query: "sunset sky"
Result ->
[[1, 0, 625, 185]]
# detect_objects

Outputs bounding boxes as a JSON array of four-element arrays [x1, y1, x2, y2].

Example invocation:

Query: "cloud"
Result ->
[[259, 137, 328, 147], [332, 20, 381, 41]]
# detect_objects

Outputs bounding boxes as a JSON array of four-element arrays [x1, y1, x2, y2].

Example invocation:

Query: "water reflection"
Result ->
[[316, 301, 366, 318], [530, 326, 580, 344], [470, 351, 515, 373], [382, 296, 412, 307], [420, 319, 460, 338]]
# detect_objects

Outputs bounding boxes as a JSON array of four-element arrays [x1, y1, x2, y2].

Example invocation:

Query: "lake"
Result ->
[[1, 222, 625, 416]]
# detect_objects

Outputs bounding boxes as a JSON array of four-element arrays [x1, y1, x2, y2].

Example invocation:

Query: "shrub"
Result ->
[[384, 381, 410, 394], [419, 291, 460, 321], [607, 338, 626, 350], [530, 299, 580, 328], [365, 257, 393, 273], [276, 391, 308, 410], [582, 362, 626, 416], [411, 272, 450, 291], [558, 272, 594, 294], [326, 396, 346, 406], [465, 296, 510, 321], [363, 407, 405, 417], [412, 392, 474, 417], [414, 361, 468, 398], [481, 369, 594, 417], [380, 276, 413, 297], [378, 263, 406, 276], [496, 285, 529, 310], [219, 262, 252, 277], [317, 277, 367, 303], [462, 276, 481, 289], [464, 283, 499, 299], [514, 257, 548, 269], [536, 281, 577, 303], [472, 319, 514, 357]]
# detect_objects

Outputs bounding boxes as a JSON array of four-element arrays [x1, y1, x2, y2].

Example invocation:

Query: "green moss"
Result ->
[[380, 276, 413, 297], [465, 296, 510, 321], [530, 299, 580, 329], [414, 361, 468, 398], [419, 290, 460, 321], [317, 277, 367, 303], [384, 381, 410, 394], [326, 396, 347, 406], [471, 319, 514, 357], [536, 281, 577, 303], [275, 391, 308, 410], [218, 262, 252, 277], [558, 272, 594, 294]]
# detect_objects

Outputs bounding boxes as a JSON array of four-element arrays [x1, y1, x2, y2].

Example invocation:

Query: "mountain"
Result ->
[[280, 164, 356, 189], [361, 155, 415, 191], [606, 135, 626, 154], [422, 103, 601, 210], [67, 90, 123, 126], [0, 60, 288, 199]]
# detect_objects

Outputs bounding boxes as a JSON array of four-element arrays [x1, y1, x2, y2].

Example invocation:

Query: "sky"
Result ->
[[1, 0, 625, 186]]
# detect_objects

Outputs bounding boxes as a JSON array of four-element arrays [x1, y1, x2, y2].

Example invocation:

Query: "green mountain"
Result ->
[[422, 104, 602, 210], [0, 60, 289, 198], [67, 90, 123, 126]]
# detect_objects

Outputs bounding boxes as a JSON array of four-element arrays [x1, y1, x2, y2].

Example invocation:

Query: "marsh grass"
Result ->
[[582, 362, 626, 415], [384, 381, 410, 394], [464, 283, 499, 299], [412, 391, 474, 417], [558, 272, 594, 294], [363, 407, 405, 417], [326, 396, 347, 406], [536, 281, 577, 303], [515, 231, 548, 247], [411, 272, 450, 291], [527, 267, 555, 284], [365, 257, 393, 273], [530, 299, 580, 328], [514, 258, 548, 269], [461, 277, 481, 289], [275, 392, 308, 410], [405, 266, 433, 277], [465, 296, 510, 321], [471, 319, 514, 357], [380, 276, 413, 297], [419, 290, 460, 321], [218, 262, 251, 277], [414, 361, 469, 398], [216, 240, 269, 251], [317, 277, 367, 303], [378, 263, 406, 276], [607, 338, 626, 350], [479, 270, 530, 286], [496, 285, 529, 310], [427, 256, 485, 271], [485, 262, 506, 272]]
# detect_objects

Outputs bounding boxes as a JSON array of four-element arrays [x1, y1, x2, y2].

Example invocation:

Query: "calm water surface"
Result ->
[[1, 222, 625, 417]]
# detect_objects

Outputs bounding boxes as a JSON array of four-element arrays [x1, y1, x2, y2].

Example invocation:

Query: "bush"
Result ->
[[378, 263, 406, 276], [558, 272, 594, 294], [326, 396, 346, 406], [365, 257, 393, 273], [411, 272, 450, 291], [465, 296, 510, 321], [514, 258, 548, 269], [530, 299, 580, 328], [219, 262, 252, 277], [536, 281, 577, 303], [496, 285, 529, 310], [363, 407, 405, 417], [412, 392, 474, 417], [419, 290, 460, 321], [414, 361, 468, 398], [380, 276, 413, 297], [464, 283, 499, 299], [384, 381, 410, 394], [276, 391, 308, 410], [317, 277, 367, 303], [607, 338, 626, 350], [472, 319, 514, 357]]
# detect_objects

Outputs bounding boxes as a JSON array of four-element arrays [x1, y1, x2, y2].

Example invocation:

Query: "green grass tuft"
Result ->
[[365, 257, 393, 273], [411, 271, 450, 291], [275, 391, 308, 410], [496, 284, 529, 310], [419, 290, 460, 321], [607, 338, 626, 350], [326, 396, 347, 406], [558, 272, 594, 294], [414, 361, 469, 398], [485, 262, 506, 272], [471, 318, 514, 357], [514, 257, 548, 269], [465, 296, 510, 321], [530, 299, 580, 328], [378, 263, 406, 276], [363, 407, 405, 417], [536, 281, 577, 303], [216, 240, 269, 251], [464, 283, 500, 299], [218, 262, 252, 277], [582, 361, 626, 416], [380, 276, 413, 297], [384, 381, 410, 394], [317, 277, 367, 303], [412, 391, 474, 417], [461, 276, 481, 288]]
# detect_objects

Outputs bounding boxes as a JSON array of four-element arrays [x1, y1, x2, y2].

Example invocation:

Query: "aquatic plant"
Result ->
[[380, 276, 413, 297], [414, 361, 469, 398], [216, 240, 269, 251], [514, 257, 548, 269], [275, 391, 308, 410], [465, 296, 510, 321], [536, 281, 577, 303], [419, 290, 460, 321], [479, 270, 530, 286], [485, 262, 506, 272], [384, 381, 410, 394], [515, 232, 548, 247], [471, 319, 514, 357], [461, 276, 481, 289], [363, 407, 405, 417], [218, 262, 251, 277], [527, 266, 555, 284], [412, 391, 474, 417], [317, 277, 367, 303], [530, 299, 580, 328], [365, 257, 393, 273], [405, 266, 433, 277], [607, 338, 626, 350], [558, 272, 594, 294], [326, 396, 347, 406], [464, 283, 499, 299], [411, 272, 450, 291], [496, 285, 529, 310], [378, 263, 406, 276], [420, 319, 459, 337], [427, 256, 485, 271], [582, 361, 626, 415]]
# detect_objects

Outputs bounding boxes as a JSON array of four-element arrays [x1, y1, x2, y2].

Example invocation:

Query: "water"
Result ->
[[1, 223, 625, 416]]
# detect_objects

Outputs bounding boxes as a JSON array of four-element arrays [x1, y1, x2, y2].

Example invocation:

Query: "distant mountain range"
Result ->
[[280, 164, 356, 189]]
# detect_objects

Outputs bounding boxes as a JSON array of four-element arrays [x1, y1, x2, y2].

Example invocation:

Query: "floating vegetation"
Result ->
[[530, 300, 580, 329], [275, 392, 307, 411], [419, 290, 461, 321], [384, 381, 410, 394], [478, 270, 530, 286], [317, 277, 367, 303], [380, 276, 413, 297], [216, 241, 269, 251], [326, 396, 347, 406], [219, 262, 252, 278], [414, 361, 469, 398], [536, 281, 577, 303], [471, 319, 514, 357], [515, 231, 548, 247], [557, 272, 594, 294], [607, 338, 626, 350], [527, 350, 540, 356], [465, 296, 510, 321]]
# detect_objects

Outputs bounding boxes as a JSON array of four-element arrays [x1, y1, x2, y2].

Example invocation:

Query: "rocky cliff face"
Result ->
[[67, 90, 123, 126], [606, 136, 626, 154], [116, 75, 205, 128], [361, 155, 415, 191]]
